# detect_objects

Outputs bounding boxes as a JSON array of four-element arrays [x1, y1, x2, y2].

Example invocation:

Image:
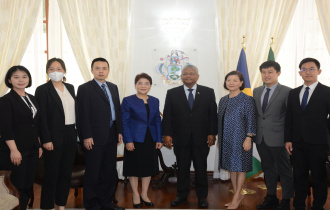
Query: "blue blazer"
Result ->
[[122, 95, 162, 143]]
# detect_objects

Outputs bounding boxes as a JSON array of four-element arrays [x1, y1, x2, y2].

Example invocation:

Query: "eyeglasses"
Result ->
[[300, 68, 316, 72], [182, 73, 196, 76]]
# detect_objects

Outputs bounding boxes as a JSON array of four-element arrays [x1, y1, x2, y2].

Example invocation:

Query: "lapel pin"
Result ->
[[197, 92, 200, 94]]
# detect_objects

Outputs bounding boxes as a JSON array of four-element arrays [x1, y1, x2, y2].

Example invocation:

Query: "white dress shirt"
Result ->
[[184, 84, 197, 99], [55, 86, 75, 125], [299, 81, 318, 104]]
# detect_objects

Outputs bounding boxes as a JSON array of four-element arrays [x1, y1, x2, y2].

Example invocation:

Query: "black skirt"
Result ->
[[123, 104, 159, 177]]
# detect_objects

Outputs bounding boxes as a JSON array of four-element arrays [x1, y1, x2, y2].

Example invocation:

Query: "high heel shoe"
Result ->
[[227, 199, 243, 209], [140, 195, 154, 207], [132, 198, 142, 208]]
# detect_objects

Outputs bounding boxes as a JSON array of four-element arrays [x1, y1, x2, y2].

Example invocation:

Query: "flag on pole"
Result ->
[[236, 49, 252, 96], [267, 47, 275, 61], [236, 48, 262, 180]]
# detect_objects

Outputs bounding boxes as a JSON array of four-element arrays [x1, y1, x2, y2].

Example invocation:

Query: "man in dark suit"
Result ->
[[77, 58, 124, 210], [253, 61, 293, 210], [162, 64, 217, 208], [285, 58, 330, 210]]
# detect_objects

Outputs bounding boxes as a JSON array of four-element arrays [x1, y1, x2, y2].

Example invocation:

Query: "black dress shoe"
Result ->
[[276, 199, 290, 210], [198, 198, 209, 208], [133, 202, 142, 208], [132, 198, 142, 208], [256, 194, 279, 209], [170, 197, 187, 206], [140, 196, 154, 207]]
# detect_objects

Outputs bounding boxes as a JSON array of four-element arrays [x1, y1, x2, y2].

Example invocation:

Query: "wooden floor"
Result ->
[[29, 174, 330, 210]]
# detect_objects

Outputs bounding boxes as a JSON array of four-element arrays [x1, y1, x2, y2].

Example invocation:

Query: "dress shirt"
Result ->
[[299, 81, 318, 104], [55, 86, 75, 125], [21, 94, 38, 118], [260, 82, 279, 106], [184, 84, 197, 99], [94, 79, 116, 121]]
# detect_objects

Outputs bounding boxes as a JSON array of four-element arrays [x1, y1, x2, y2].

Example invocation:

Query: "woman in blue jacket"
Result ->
[[122, 73, 163, 208]]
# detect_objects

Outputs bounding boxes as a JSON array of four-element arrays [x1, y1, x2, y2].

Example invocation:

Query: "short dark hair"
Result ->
[[223, 71, 245, 91], [135, 73, 152, 85], [5, 65, 32, 88], [259, 60, 281, 73], [46, 57, 67, 82], [299, 57, 320, 70], [91, 57, 110, 69]]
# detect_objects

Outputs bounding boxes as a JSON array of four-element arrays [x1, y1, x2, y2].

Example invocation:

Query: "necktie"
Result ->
[[262, 88, 271, 113], [301, 87, 310, 111], [101, 84, 113, 126], [188, 89, 194, 109]]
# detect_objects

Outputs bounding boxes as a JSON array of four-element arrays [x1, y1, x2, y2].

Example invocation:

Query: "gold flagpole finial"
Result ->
[[242, 35, 246, 50], [270, 37, 274, 48]]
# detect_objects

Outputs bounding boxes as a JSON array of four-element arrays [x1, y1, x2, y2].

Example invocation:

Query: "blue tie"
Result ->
[[101, 84, 113, 127], [188, 89, 194, 109], [301, 87, 310, 111], [262, 88, 271, 113]]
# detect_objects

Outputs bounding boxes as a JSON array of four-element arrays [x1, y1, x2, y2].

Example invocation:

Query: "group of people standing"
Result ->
[[0, 56, 329, 210], [215, 57, 329, 210]]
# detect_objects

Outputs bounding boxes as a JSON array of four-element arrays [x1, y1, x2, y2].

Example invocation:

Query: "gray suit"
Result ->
[[253, 83, 294, 199]]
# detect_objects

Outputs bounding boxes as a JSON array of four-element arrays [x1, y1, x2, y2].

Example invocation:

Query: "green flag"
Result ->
[[267, 47, 275, 61]]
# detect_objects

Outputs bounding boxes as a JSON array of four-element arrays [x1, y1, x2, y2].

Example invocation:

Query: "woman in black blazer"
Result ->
[[0, 65, 41, 210], [35, 58, 78, 210]]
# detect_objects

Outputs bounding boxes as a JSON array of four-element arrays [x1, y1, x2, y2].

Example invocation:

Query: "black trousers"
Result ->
[[173, 135, 210, 200], [292, 142, 328, 210], [40, 125, 77, 209], [83, 125, 118, 210], [256, 140, 294, 199], [0, 146, 39, 210]]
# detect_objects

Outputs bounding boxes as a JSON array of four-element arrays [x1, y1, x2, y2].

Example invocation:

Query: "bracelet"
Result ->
[[246, 135, 253, 138]]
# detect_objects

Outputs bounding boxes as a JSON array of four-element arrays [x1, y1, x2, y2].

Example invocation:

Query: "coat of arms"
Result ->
[[156, 50, 192, 85]]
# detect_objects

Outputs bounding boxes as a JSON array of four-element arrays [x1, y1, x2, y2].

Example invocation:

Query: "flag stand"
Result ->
[[229, 188, 256, 195], [257, 184, 282, 190]]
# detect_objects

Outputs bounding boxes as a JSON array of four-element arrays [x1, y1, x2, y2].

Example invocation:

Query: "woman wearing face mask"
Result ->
[[35, 58, 78, 210], [0, 66, 42, 210]]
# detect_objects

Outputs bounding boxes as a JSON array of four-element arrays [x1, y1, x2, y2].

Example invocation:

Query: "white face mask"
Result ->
[[48, 71, 64, 82]]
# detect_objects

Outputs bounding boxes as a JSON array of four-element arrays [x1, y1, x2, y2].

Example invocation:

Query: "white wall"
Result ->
[[129, 0, 221, 171]]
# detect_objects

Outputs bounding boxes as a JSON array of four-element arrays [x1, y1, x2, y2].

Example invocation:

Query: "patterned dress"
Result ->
[[218, 92, 257, 172]]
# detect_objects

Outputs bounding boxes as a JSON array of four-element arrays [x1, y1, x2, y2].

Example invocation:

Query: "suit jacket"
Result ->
[[77, 80, 122, 145], [253, 84, 291, 147], [162, 84, 218, 146], [0, 90, 40, 153], [121, 95, 162, 143], [35, 81, 77, 148], [285, 82, 330, 145]]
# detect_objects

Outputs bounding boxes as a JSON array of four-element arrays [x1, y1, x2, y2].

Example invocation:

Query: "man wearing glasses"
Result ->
[[285, 58, 330, 210]]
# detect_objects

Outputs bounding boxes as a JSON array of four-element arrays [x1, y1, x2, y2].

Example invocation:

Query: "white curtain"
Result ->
[[48, 0, 84, 93], [215, 0, 298, 97], [0, 0, 42, 96], [20, 2, 45, 95], [315, 0, 330, 55], [277, 0, 330, 88], [56, 0, 132, 98]]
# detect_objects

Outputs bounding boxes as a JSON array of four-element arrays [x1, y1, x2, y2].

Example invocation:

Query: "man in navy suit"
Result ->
[[285, 58, 330, 210], [162, 65, 217, 208], [77, 58, 124, 210]]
